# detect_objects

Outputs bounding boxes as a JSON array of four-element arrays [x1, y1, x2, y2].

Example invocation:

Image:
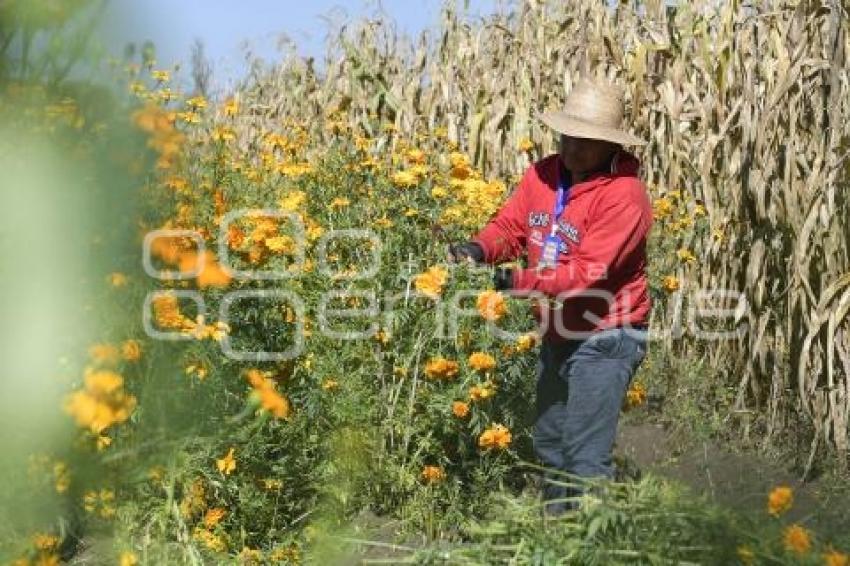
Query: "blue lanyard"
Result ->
[[550, 168, 572, 235]]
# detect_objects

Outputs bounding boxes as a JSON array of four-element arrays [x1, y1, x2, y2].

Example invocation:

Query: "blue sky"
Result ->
[[99, 0, 502, 90]]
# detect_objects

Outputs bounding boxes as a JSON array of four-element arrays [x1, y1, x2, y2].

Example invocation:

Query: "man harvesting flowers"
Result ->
[[448, 77, 652, 516]]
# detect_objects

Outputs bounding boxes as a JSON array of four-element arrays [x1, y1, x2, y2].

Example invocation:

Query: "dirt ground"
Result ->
[[614, 421, 850, 537]]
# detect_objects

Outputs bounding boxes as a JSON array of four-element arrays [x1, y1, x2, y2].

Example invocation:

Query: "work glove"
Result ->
[[448, 241, 484, 264], [493, 266, 516, 291]]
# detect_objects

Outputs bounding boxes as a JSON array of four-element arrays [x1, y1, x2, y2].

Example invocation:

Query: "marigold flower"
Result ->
[[391, 169, 419, 188], [477, 290, 507, 321], [203, 507, 227, 528], [468, 352, 496, 372], [662, 275, 680, 292], [518, 137, 534, 152], [216, 447, 236, 476], [223, 97, 239, 117], [823, 548, 849, 566], [421, 465, 446, 484], [782, 524, 811, 556], [625, 382, 647, 409], [424, 357, 459, 381], [767, 485, 793, 516], [119, 551, 138, 566], [469, 384, 495, 402], [121, 339, 142, 362], [414, 266, 449, 298], [478, 424, 512, 450], [736, 545, 754, 565], [676, 247, 697, 265], [515, 332, 538, 352], [452, 401, 470, 418]]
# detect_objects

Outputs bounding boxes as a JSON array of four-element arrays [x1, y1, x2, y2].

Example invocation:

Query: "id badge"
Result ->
[[539, 234, 560, 269]]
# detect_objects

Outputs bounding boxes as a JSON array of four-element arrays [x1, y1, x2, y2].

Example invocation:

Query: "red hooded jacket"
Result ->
[[472, 151, 653, 341]]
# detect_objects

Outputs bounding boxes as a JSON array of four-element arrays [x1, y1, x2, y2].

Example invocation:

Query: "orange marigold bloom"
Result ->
[[625, 382, 647, 409], [121, 339, 142, 362], [478, 424, 512, 450], [414, 266, 449, 299], [424, 357, 459, 381], [468, 352, 496, 372], [420, 465, 445, 484], [767, 485, 793, 516], [469, 383, 495, 402], [782, 524, 811, 556], [203, 507, 227, 528], [823, 549, 849, 566], [452, 401, 470, 418], [477, 290, 507, 321]]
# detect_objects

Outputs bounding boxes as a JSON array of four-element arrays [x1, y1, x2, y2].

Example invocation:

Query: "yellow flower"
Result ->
[[119, 551, 138, 566], [452, 401, 469, 418], [321, 379, 339, 391], [469, 383, 495, 402], [121, 339, 142, 362], [676, 248, 697, 265], [431, 186, 448, 199], [782, 524, 811, 556], [515, 332, 537, 352], [468, 352, 496, 372], [477, 290, 507, 321], [767, 485, 793, 516], [823, 548, 849, 566], [518, 137, 534, 152], [178, 111, 201, 124], [391, 170, 419, 188], [32, 533, 58, 551], [652, 197, 675, 220], [192, 527, 227, 553], [216, 447, 236, 476], [108, 272, 128, 287], [53, 461, 70, 493], [414, 266, 449, 298], [186, 95, 207, 109], [203, 507, 227, 528], [223, 97, 239, 117], [406, 148, 426, 164], [625, 382, 647, 409], [662, 275, 680, 292], [424, 357, 459, 381], [279, 190, 307, 212], [328, 196, 350, 209], [151, 70, 170, 82], [421, 465, 445, 484], [478, 424, 512, 450], [262, 478, 284, 490], [736, 545, 754, 565]]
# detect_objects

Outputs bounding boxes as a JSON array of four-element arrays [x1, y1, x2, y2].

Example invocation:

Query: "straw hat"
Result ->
[[539, 78, 646, 146]]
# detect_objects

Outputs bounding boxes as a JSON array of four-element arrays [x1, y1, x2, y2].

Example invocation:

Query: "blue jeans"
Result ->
[[533, 326, 648, 515]]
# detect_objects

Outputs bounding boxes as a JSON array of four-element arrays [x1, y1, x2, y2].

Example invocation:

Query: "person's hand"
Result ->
[[493, 266, 515, 291], [447, 241, 484, 264]]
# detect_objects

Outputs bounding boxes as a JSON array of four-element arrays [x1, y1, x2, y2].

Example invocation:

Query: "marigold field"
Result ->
[[1, 0, 850, 565]]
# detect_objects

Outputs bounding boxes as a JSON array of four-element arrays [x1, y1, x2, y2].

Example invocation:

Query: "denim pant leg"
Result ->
[[562, 327, 648, 481], [532, 339, 579, 513], [534, 328, 648, 515]]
